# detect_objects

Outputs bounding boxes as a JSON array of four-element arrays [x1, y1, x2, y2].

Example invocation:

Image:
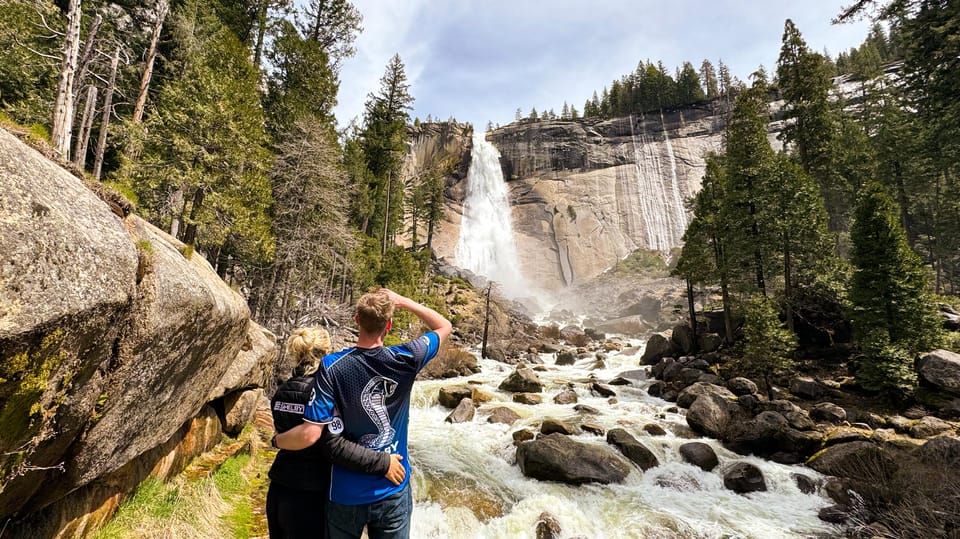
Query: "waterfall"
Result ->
[[455, 132, 527, 298], [627, 114, 688, 252], [406, 345, 839, 538]]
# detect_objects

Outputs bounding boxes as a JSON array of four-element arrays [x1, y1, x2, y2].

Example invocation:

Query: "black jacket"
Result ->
[[269, 375, 390, 491]]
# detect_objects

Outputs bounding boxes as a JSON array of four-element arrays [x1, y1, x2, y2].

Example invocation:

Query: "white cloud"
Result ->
[[332, 0, 875, 130]]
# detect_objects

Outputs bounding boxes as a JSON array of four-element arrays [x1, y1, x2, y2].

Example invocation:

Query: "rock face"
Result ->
[[421, 105, 759, 292], [917, 349, 960, 394], [517, 433, 633, 484], [0, 129, 276, 533]]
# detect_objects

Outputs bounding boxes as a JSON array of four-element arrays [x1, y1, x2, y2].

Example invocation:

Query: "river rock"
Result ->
[[909, 416, 954, 439], [811, 402, 847, 423], [517, 433, 632, 485], [643, 424, 667, 436], [641, 333, 674, 365], [513, 428, 536, 445], [917, 435, 960, 466], [535, 511, 562, 539], [606, 428, 659, 471], [574, 404, 599, 415], [917, 349, 960, 394], [679, 442, 718, 471], [513, 393, 543, 405], [485, 407, 521, 425], [541, 418, 577, 435], [484, 344, 509, 363], [818, 505, 849, 524], [590, 382, 616, 398], [789, 376, 826, 400], [698, 332, 723, 353], [581, 423, 605, 436], [793, 473, 818, 494], [687, 392, 742, 439], [723, 462, 767, 493], [553, 387, 578, 404], [446, 398, 475, 424], [726, 377, 758, 397], [723, 411, 790, 456], [677, 382, 736, 409], [647, 381, 666, 398], [555, 350, 576, 366], [807, 441, 897, 482], [438, 385, 473, 409], [498, 366, 543, 393], [671, 324, 695, 355]]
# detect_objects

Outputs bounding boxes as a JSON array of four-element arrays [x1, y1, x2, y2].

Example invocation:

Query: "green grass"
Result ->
[[94, 447, 268, 539]]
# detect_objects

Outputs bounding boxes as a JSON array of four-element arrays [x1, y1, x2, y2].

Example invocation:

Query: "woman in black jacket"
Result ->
[[267, 327, 405, 539]]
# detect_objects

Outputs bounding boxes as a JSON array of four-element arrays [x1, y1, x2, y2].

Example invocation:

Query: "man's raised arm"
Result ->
[[382, 288, 452, 344]]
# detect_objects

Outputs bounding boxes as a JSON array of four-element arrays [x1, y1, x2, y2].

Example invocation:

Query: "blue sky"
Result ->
[[331, 1, 875, 130]]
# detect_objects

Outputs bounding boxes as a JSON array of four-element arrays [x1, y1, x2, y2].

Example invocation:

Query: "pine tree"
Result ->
[[361, 53, 414, 254], [739, 294, 797, 399], [849, 183, 942, 393], [700, 59, 720, 99], [134, 0, 274, 263], [264, 19, 337, 138], [777, 19, 851, 234]]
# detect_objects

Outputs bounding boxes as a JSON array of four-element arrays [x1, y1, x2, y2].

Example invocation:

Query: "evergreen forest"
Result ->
[[1, 0, 958, 396]]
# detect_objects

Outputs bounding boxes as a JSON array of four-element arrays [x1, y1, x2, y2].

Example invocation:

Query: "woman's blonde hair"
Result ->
[[286, 327, 332, 376]]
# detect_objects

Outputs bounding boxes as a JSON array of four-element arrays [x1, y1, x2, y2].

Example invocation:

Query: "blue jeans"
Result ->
[[326, 484, 412, 539]]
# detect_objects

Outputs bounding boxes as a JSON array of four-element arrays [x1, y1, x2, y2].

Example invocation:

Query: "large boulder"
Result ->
[[671, 324, 695, 355], [606, 428, 659, 471], [807, 441, 897, 483], [726, 377, 758, 397], [641, 333, 674, 365], [555, 350, 576, 366], [222, 388, 262, 435], [917, 349, 960, 394], [445, 398, 475, 424], [0, 129, 253, 522], [677, 383, 736, 409], [790, 377, 827, 400], [210, 321, 277, 399], [517, 433, 632, 485], [679, 442, 719, 471], [811, 402, 847, 424], [438, 385, 474, 409], [686, 392, 742, 439], [723, 462, 767, 493], [498, 366, 543, 393], [553, 386, 578, 404]]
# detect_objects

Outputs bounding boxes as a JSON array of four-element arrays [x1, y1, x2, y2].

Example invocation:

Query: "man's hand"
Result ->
[[380, 288, 408, 310], [384, 454, 406, 485]]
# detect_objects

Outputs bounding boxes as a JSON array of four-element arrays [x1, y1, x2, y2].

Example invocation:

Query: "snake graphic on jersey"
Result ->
[[359, 376, 398, 448]]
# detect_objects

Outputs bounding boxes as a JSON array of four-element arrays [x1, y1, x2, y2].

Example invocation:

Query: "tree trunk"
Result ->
[[73, 13, 102, 98], [381, 171, 391, 257], [133, 0, 169, 124], [72, 85, 97, 168], [92, 47, 120, 180], [169, 187, 185, 238], [685, 278, 698, 352], [784, 236, 795, 333], [182, 187, 205, 248], [253, 0, 268, 67], [51, 0, 83, 158]]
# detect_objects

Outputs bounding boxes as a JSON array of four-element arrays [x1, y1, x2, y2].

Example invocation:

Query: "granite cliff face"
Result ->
[[0, 128, 277, 537], [422, 105, 758, 294]]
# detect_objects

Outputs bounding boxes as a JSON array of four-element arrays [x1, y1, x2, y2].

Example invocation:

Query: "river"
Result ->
[[405, 343, 839, 539]]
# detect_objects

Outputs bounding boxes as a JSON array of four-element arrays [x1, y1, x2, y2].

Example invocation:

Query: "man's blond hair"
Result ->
[[286, 327, 332, 375], [356, 289, 394, 335]]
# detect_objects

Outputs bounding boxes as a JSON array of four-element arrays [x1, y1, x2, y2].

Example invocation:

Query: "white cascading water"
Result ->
[[455, 132, 527, 298], [406, 345, 839, 538], [627, 114, 689, 252]]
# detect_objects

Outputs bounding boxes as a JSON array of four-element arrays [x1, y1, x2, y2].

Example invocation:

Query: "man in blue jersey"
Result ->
[[274, 288, 452, 539]]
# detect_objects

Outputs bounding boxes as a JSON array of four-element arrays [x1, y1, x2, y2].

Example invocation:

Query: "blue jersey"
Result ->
[[303, 332, 440, 505]]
